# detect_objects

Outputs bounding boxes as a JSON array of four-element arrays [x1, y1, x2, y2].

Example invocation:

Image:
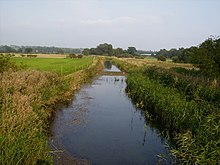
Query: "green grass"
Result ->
[[12, 57, 94, 75], [126, 71, 220, 164], [112, 58, 220, 164]]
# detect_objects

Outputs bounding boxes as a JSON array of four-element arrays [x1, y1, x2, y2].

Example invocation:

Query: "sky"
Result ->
[[0, 0, 220, 50]]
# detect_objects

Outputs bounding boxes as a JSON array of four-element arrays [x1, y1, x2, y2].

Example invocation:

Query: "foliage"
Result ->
[[24, 48, 33, 54], [127, 47, 137, 55], [68, 53, 77, 58], [113, 48, 123, 56], [87, 43, 113, 55], [0, 45, 82, 54], [190, 37, 220, 78], [27, 54, 37, 58], [155, 37, 220, 78], [157, 55, 166, 61], [0, 54, 19, 73], [84, 43, 139, 57], [82, 48, 89, 55], [78, 54, 83, 58]]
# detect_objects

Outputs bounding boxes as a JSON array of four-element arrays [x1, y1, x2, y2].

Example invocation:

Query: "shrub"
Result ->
[[68, 53, 77, 58], [157, 55, 166, 61], [27, 54, 37, 58], [77, 54, 83, 58], [0, 54, 18, 73]]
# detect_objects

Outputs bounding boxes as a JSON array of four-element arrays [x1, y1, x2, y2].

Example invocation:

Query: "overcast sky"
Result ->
[[0, 0, 220, 50]]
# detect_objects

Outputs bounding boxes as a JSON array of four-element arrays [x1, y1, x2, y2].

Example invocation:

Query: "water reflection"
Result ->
[[104, 61, 112, 70], [50, 65, 173, 165], [104, 61, 121, 72]]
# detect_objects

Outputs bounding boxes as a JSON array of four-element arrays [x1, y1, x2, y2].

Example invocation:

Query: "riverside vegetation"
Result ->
[[112, 57, 220, 164], [0, 54, 103, 164]]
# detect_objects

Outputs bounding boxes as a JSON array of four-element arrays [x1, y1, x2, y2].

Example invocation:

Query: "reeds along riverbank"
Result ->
[[126, 71, 220, 164], [112, 59, 220, 164], [0, 58, 104, 164]]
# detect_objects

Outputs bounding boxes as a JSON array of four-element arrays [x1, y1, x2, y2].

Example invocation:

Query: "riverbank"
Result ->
[[113, 58, 220, 164], [0, 57, 104, 164]]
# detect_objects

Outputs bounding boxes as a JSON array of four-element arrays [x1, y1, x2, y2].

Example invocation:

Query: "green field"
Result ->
[[12, 56, 94, 75]]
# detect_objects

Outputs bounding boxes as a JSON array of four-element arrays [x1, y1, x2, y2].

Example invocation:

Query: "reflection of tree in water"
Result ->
[[104, 61, 112, 69]]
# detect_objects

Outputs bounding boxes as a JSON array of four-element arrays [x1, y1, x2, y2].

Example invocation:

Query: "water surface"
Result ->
[[50, 65, 172, 165]]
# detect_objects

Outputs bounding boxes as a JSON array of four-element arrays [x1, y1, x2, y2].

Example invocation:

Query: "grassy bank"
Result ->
[[0, 56, 103, 164], [114, 59, 220, 164]]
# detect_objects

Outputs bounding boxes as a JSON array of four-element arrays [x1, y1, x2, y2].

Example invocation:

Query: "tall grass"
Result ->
[[0, 57, 103, 164], [112, 58, 220, 164], [0, 70, 60, 164], [126, 71, 220, 164], [144, 67, 220, 107]]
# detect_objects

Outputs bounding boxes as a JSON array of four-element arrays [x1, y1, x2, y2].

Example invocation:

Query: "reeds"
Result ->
[[144, 67, 220, 107], [125, 69, 220, 164]]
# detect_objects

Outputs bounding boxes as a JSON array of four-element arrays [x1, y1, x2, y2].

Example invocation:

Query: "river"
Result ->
[[50, 64, 172, 165]]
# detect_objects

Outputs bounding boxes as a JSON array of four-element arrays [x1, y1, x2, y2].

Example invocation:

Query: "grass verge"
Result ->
[[0, 57, 103, 164]]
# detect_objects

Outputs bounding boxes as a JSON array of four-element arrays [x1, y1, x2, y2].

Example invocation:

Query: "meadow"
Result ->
[[12, 56, 94, 75]]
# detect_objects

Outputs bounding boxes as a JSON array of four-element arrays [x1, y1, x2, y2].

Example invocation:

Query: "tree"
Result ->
[[113, 48, 123, 56], [96, 43, 113, 55], [157, 55, 166, 61], [127, 47, 137, 55], [24, 48, 33, 54], [57, 48, 64, 54], [0, 45, 16, 53], [82, 48, 89, 55], [190, 37, 220, 78]]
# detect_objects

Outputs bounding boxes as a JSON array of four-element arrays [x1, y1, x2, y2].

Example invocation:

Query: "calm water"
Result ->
[[50, 65, 172, 165]]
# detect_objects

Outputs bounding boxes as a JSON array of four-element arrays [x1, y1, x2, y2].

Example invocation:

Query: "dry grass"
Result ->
[[0, 70, 58, 164], [0, 57, 104, 164], [113, 57, 194, 69]]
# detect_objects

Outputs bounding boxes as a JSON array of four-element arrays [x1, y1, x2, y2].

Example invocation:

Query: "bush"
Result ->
[[27, 54, 37, 58], [77, 54, 83, 58], [157, 55, 166, 61], [68, 54, 77, 58], [0, 54, 17, 73]]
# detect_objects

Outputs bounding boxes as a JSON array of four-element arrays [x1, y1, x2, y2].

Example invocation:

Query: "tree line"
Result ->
[[155, 37, 220, 78], [0, 45, 82, 54], [82, 43, 140, 57], [1, 37, 220, 78]]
